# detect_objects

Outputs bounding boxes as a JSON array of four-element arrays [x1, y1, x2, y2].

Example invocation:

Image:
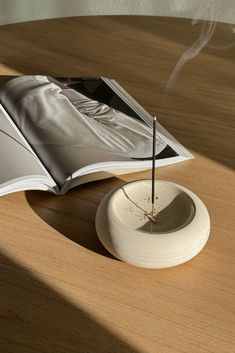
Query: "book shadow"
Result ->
[[0, 251, 141, 353], [25, 177, 126, 259]]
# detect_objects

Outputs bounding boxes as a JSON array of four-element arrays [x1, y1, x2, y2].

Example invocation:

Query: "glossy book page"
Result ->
[[0, 76, 178, 188], [0, 104, 52, 189]]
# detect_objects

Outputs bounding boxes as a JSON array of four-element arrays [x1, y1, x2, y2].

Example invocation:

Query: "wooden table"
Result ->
[[0, 16, 234, 353]]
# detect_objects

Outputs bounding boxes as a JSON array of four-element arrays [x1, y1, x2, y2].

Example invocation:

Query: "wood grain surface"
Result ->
[[0, 16, 234, 353]]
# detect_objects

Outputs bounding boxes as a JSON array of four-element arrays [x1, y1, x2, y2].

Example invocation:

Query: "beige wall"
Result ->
[[1, 0, 235, 25]]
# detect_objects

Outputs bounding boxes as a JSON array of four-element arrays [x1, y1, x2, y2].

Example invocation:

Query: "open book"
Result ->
[[0, 75, 193, 196]]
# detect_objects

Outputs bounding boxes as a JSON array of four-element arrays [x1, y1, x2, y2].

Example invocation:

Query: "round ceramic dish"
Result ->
[[95, 180, 210, 269]]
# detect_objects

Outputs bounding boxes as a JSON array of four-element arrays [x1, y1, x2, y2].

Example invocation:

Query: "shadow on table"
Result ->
[[0, 251, 141, 353], [25, 177, 125, 259]]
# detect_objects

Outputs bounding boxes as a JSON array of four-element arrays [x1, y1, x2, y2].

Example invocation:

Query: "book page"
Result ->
[[0, 104, 52, 186], [0, 76, 178, 187]]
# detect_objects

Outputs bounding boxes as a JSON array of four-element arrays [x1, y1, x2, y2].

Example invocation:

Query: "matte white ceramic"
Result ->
[[95, 180, 210, 269]]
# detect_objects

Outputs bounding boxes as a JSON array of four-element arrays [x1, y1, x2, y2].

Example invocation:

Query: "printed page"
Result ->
[[0, 104, 53, 187], [0, 76, 179, 187]]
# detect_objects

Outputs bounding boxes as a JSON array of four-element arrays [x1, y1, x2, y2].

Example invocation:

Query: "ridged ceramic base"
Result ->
[[95, 180, 210, 269]]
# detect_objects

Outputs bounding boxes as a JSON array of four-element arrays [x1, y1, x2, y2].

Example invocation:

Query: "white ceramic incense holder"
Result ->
[[95, 180, 210, 268]]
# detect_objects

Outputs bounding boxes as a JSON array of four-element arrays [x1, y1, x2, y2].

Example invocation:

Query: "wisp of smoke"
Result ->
[[208, 23, 235, 50], [164, 19, 216, 94]]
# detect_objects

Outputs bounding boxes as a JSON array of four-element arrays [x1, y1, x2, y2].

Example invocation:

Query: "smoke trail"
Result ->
[[165, 19, 216, 94], [208, 24, 235, 50]]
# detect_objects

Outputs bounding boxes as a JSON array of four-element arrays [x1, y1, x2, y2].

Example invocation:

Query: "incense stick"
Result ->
[[122, 115, 158, 228], [151, 116, 157, 216]]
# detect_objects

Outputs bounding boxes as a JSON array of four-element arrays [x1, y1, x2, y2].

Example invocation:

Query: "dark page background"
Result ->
[[56, 77, 178, 159]]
